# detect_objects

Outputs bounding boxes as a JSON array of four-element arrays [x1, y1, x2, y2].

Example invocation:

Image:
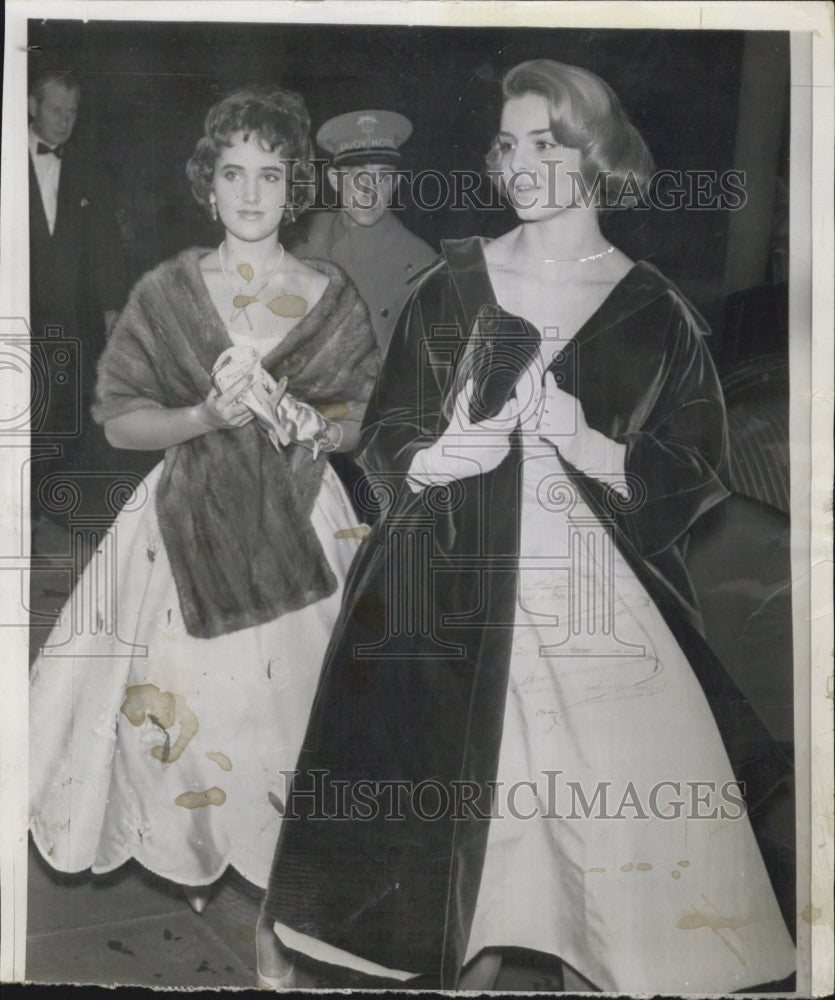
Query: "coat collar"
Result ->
[[439, 235, 687, 348]]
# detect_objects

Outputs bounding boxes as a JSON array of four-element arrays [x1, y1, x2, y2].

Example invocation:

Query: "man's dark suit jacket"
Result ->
[[29, 139, 126, 344], [29, 137, 129, 502]]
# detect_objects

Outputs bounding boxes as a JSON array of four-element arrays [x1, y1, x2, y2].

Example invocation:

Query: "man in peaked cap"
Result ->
[[286, 110, 436, 521], [288, 109, 436, 356]]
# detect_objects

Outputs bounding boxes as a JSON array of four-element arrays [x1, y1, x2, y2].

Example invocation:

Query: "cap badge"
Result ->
[[357, 115, 379, 134]]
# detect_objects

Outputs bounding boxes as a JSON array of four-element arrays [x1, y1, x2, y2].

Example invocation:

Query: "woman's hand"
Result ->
[[538, 371, 588, 450], [197, 383, 256, 431], [104, 386, 253, 451], [538, 371, 626, 484], [407, 379, 519, 491]]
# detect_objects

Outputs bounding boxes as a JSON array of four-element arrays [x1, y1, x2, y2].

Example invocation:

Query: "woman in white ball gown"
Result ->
[[29, 88, 379, 927]]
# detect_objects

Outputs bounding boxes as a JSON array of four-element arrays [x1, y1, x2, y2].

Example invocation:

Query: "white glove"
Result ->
[[275, 391, 340, 459], [212, 346, 340, 456], [213, 345, 293, 447], [407, 379, 519, 492], [538, 371, 627, 490], [213, 344, 275, 395]]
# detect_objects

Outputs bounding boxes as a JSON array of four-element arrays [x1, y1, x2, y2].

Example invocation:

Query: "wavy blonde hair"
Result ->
[[486, 60, 655, 208]]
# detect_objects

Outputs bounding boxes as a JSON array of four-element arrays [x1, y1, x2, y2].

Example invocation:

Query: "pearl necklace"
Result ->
[[218, 241, 286, 327]]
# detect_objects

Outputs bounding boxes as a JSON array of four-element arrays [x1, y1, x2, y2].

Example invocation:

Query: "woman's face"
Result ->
[[212, 131, 289, 242], [495, 92, 583, 220]]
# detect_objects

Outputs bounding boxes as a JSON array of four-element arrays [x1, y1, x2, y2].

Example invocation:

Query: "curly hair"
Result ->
[[186, 88, 316, 218], [485, 60, 655, 210]]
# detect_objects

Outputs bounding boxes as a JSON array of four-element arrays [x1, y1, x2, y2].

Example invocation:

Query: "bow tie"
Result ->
[[36, 142, 62, 158]]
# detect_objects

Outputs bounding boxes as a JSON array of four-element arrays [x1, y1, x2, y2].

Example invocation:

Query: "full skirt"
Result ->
[[30, 460, 363, 888]]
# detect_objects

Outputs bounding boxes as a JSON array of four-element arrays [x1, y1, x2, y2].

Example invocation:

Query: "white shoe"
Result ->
[[256, 914, 296, 989], [182, 884, 211, 914], [256, 965, 296, 990]]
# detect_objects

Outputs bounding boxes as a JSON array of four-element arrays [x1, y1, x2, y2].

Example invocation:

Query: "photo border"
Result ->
[[1, 2, 831, 994]]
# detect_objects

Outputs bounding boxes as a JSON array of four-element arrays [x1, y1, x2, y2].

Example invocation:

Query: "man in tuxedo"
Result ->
[[28, 70, 128, 533]]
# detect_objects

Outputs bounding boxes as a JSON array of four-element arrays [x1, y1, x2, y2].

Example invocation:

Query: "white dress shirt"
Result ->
[[29, 125, 62, 235]]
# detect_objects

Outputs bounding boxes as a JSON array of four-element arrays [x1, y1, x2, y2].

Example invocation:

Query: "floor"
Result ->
[[25, 843, 565, 991], [26, 842, 263, 989]]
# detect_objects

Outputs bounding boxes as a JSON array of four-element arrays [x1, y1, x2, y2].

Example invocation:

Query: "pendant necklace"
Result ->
[[218, 242, 309, 328], [219, 241, 285, 328]]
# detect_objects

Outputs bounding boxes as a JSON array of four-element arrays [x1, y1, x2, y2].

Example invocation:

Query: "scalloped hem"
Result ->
[[30, 825, 269, 891]]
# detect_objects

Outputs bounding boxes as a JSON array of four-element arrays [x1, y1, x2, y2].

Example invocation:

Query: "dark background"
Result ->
[[27, 19, 790, 363]]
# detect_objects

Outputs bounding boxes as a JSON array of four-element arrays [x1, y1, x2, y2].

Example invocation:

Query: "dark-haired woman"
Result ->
[[29, 89, 378, 913], [260, 61, 795, 991]]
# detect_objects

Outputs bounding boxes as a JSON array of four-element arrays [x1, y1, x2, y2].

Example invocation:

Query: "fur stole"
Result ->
[[93, 247, 378, 638]]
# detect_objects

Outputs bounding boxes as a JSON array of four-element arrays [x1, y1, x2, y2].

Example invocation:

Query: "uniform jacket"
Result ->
[[287, 209, 436, 353]]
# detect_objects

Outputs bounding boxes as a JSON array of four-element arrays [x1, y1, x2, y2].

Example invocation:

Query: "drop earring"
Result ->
[[209, 196, 218, 222]]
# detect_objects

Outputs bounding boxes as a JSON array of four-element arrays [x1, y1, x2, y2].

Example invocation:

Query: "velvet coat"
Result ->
[[263, 237, 791, 986]]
